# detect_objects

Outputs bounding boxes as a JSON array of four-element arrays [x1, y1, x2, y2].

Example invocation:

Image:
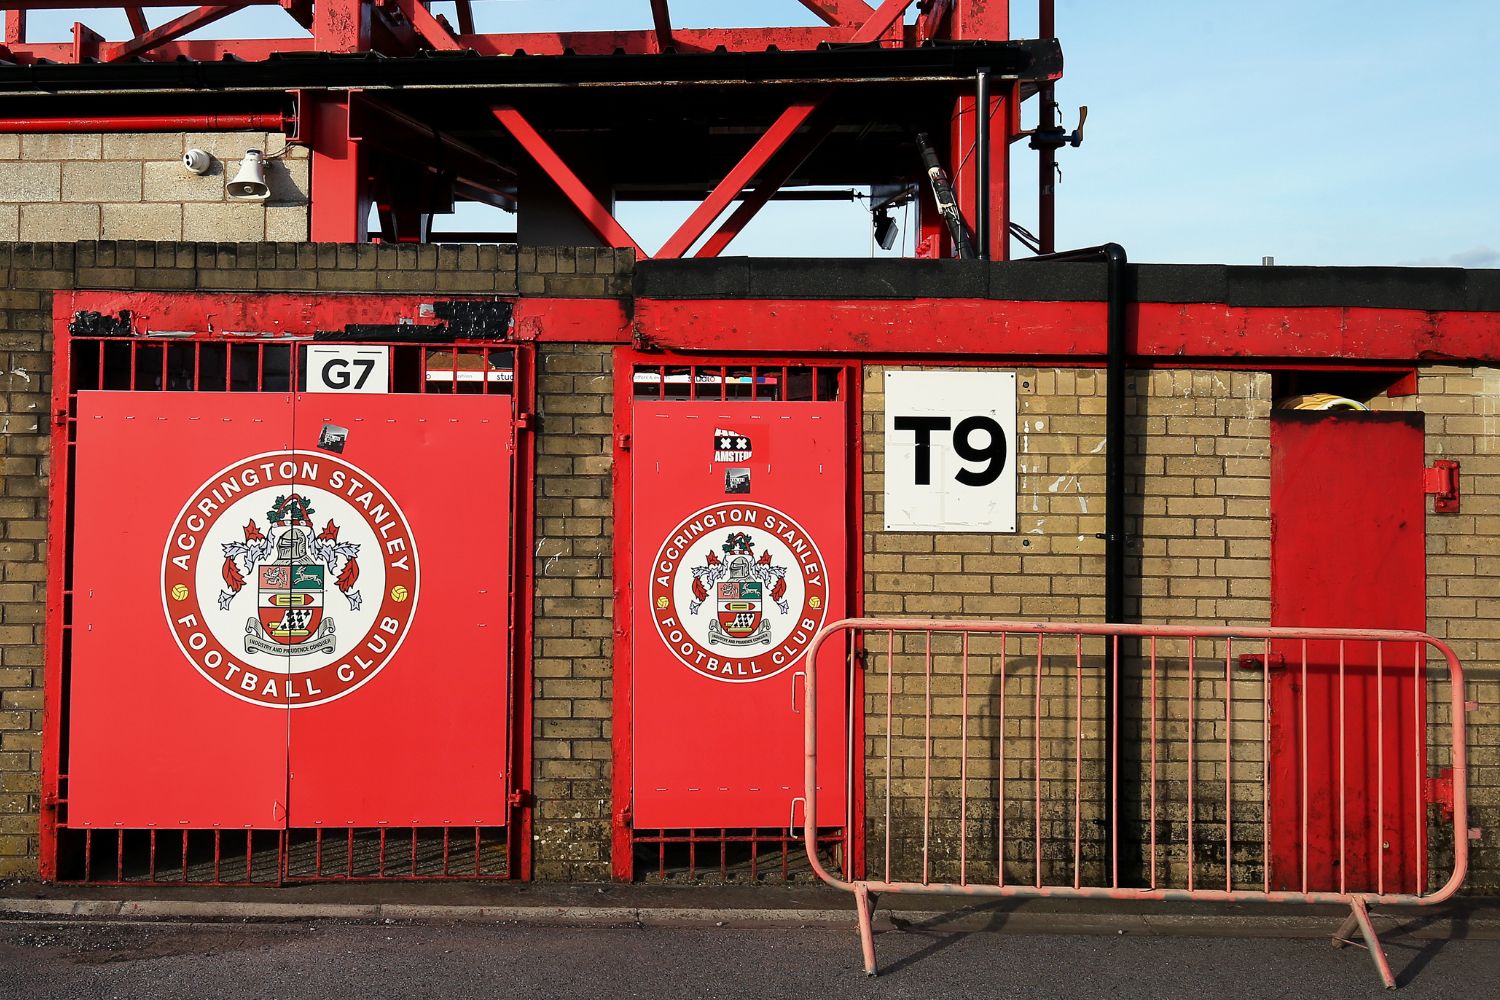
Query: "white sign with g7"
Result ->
[[884, 370, 1017, 533], [305, 345, 390, 394]]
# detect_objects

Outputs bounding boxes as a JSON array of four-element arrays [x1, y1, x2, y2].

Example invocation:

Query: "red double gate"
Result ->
[[44, 292, 534, 883]]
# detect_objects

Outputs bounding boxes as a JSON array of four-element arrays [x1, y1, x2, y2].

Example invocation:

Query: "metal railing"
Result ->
[[803, 619, 1471, 988]]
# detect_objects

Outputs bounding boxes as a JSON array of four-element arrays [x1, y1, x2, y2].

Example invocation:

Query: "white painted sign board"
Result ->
[[884, 370, 1017, 533], [305, 345, 390, 394]]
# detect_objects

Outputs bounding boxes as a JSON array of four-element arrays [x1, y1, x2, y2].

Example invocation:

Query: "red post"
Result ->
[[308, 92, 369, 242]]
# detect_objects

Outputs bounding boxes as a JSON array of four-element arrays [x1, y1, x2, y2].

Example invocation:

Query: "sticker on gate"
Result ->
[[650, 501, 829, 683], [160, 452, 420, 708]]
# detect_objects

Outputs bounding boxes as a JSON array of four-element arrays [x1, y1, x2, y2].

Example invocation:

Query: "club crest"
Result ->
[[161, 452, 419, 708], [650, 502, 830, 683]]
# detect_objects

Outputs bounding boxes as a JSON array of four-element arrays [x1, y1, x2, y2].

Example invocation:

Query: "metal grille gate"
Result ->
[[43, 293, 533, 885], [613, 357, 861, 882]]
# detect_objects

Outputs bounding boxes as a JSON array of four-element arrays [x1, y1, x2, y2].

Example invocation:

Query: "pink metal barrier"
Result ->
[[802, 618, 1471, 988]]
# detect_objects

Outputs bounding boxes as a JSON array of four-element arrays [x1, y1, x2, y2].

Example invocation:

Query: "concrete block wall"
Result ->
[[0, 132, 308, 242]]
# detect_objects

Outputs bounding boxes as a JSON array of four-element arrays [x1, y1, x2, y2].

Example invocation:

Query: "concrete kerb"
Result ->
[[2, 891, 1498, 942]]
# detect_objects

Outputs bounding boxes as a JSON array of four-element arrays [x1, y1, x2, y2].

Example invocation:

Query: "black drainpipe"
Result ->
[[1019, 242, 1129, 873]]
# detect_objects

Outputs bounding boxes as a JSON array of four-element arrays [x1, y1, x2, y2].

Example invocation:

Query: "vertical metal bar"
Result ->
[[1339, 639, 1347, 896], [998, 630, 1008, 887], [378, 827, 387, 878], [1225, 636, 1232, 891], [1301, 638, 1309, 894], [315, 828, 323, 877], [922, 629, 933, 885], [148, 829, 157, 882], [128, 341, 137, 390], [181, 830, 189, 883], [960, 630, 969, 884], [84, 829, 93, 882], [1034, 633, 1043, 888], [1111, 633, 1119, 889], [720, 829, 727, 880], [1377, 641, 1385, 896], [1149, 634, 1158, 889], [1414, 641, 1423, 895], [245, 828, 253, 883], [884, 628, 893, 884], [347, 828, 355, 879], [1187, 636, 1196, 892], [1263, 636, 1270, 894], [473, 827, 482, 877], [975, 67, 990, 259], [116, 829, 124, 882], [442, 826, 451, 876], [1073, 632, 1082, 889], [213, 829, 222, 883], [159, 343, 168, 392]]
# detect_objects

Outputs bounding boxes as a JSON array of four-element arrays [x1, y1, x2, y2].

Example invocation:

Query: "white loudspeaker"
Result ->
[[226, 149, 270, 201], [182, 148, 213, 175]]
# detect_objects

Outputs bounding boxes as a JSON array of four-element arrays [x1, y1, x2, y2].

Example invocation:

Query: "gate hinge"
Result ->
[[1236, 651, 1286, 672], [1426, 768, 1455, 822], [508, 788, 533, 809], [1424, 460, 1460, 513], [52, 408, 68, 429], [616, 433, 631, 452], [516, 412, 539, 432]]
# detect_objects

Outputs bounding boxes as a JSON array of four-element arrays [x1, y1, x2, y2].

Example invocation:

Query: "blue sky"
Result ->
[[19, 1, 1500, 265]]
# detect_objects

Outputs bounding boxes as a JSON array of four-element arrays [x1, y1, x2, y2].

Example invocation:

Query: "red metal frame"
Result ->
[[41, 290, 538, 884], [609, 351, 865, 880]]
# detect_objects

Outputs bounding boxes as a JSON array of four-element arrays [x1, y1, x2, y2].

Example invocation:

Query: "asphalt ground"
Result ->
[[3, 917, 1500, 998]]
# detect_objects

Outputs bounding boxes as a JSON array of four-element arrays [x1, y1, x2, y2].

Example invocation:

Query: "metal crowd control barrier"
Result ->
[[802, 619, 1471, 989]]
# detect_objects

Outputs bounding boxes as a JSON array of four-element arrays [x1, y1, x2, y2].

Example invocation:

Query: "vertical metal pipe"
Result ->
[[975, 67, 991, 259], [1038, 0, 1057, 254]]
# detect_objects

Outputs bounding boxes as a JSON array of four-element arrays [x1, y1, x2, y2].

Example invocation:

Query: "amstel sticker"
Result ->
[[160, 452, 419, 708], [650, 502, 829, 683]]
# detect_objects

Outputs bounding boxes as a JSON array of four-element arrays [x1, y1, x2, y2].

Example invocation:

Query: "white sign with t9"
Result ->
[[305, 345, 390, 394], [884, 369, 1017, 533]]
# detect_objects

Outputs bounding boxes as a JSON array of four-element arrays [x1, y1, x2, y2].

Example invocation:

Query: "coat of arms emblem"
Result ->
[[219, 493, 357, 657]]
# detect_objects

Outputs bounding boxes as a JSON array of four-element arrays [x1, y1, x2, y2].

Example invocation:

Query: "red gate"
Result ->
[[1268, 410, 1429, 894], [45, 292, 534, 883], [612, 356, 861, 879]]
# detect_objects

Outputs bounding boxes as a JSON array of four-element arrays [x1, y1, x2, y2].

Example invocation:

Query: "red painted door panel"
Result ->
[[632, 403, 847, 828], [1268, 411, 1426, 893], [70, 392, 292, 828], [286, 394, 512, 826]]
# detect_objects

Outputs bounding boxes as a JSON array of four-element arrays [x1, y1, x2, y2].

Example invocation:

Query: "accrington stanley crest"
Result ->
[[163, 451, 419, 708], [650, 502, 830, 683]]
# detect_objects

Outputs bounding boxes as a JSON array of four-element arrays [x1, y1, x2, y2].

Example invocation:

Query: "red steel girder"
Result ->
[[656, 0, 914, 259], [106, 1, 249, 62], [396, 0, 462, 52], [656, 100, 821, 260], [649, 0, 672, 51], [492, 106, 645, 258], [693, 116, 837, 258], [453, 0, 473, 36], [3, 9, 22, 44], [123, 6, 148, 34], [798, 0, 875, 28]]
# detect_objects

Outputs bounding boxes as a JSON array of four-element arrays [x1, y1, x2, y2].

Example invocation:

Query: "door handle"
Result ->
[[791, 670, 805, 713]]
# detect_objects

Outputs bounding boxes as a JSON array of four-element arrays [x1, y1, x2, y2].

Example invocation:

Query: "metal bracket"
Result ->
[[1236, 651, 1286, 672], [515, 412, 537, 432], [508, 788, 533, 808], [1424, 459, 1460, 513], [1425, 768, 1455, 822]]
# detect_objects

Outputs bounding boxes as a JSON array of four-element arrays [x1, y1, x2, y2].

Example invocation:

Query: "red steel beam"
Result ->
[[633, 298, 1500, 362], [648, 0, 671, 50], [797, 0, 875, 28], [694, 118, 837, 258], [655, 100, 821, 260], [123, 6, 148, 34], [454, 0, 474, 36], [3, 9, 21, 44], [397, 0, 463, 51], [492, 105, 645, 257], [656, 0, 913, 259], [104, 1, 249, 62]]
